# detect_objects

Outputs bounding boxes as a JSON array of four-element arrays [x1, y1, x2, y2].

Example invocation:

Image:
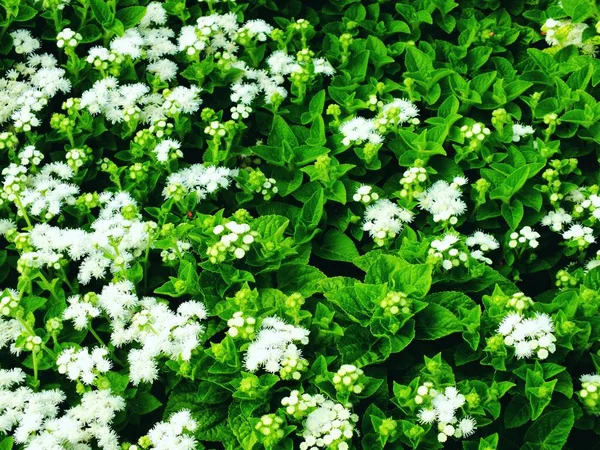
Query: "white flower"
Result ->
[[419, 180, 467, 223], [512, 123, 535, 142], [362, 199, 413, 245], [147, 59, 178, 81], [140, 2, 168, 28], [339, 117, 380, 146], [163, 164, 238, 200], [10, 30, 40, 54], [457, 417, 477, 437], [541, 208, 572, 232], [244, 316, 309, 373], [562, 223, 595, 245], [153, 139, 182, 163]]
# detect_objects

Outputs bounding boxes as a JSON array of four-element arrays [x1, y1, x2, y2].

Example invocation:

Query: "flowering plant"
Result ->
[[1, 0, 600, 448]]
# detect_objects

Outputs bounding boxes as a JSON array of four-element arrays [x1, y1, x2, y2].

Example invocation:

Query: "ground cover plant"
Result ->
[[2, 0, 600, 448]]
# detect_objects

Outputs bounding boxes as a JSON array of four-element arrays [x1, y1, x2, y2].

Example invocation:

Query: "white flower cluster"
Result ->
[[232, 48, 333, 107], [340, 98, 419, 146], [429, 234, 469, 270], [153, 138, 183, 164], [541, 208, 572, 232], [511, 123, 535, 142], [465, 231, 499, 265], [460, 122, 491, 144], [279, 344, 309, 380], [108, 292, 208, 385], [340, 116, 382, 146], [227, 311, 256, 339], [244, 316, 309, 373], [0, 50, 70, 131], [419, 177, 468, 224], [579, 374, 600, 415], [10, 30, 40, 55], [18, 192, 153, 284], [162, 164, 238, 201], [332, 364, 364, 395], [56, 346, 112, 384], [133, 410, 198, 450], [281, 391, 358, 450], [352, 184, 378, 204], [542, 19, 590, 51], [0, 369, 124, 450], [562, 223, 595, 248], [505, 292, 534, 312], [373, 98, 420, 133], [508, 226, 540, 249], [399, 166, 428, 200], [415, 384, 477, 443], [208, 220, 257, 262], [497, 312, 556, 360], [18, 161, 78, 219], [56, 28, 82, 49], [362, 199, 413, 246], [62, 293, 101, 330], [80, 78, 201, 124]]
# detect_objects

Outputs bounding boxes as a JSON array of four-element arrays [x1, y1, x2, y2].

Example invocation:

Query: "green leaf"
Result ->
[[116, 6, 147, 28], [300, 188, 324, 230], [0, 437, 13, 450], [561, 0, 594, 22], [268, 115, 298, 148], [90, 0, 115, 27], [253, 215, 289, 241], [14, 5, 38, 21], [229, 402, 259, 450], [390, 263, 432, 299], [525, 368, 557, 420], [250, 145, 285, 166], [347, 50, 370, 82], [501, 199, 524, 229], [489, 166, 530, 203], [415, 303, 463, 340], [277, 264, 326, 296], [522, 409, 574, 449], [131, 392, 162, 415], [324, 283, 384, 325], [314, 229, 359, 262]]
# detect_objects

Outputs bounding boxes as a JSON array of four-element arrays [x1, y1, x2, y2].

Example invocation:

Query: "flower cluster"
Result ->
[[352, 185, 379, 204], [379, 291, 412, 316], [244, 316, 310, 373], [496, 312, 556, 360], [0, 369, 124, 450], [207, 220, 257, 262], [56, 346, 112, 385], [428, 234, 469, 271], [131, 410, 198, 450], [362, 199, 413, 246], [465, 231, 499, 264], [419, 178, 468, 224], [578, 374, 600, 415], [332, 364, 364, 395], [415, 383, 477, 443], [281, 391, 358, 450]]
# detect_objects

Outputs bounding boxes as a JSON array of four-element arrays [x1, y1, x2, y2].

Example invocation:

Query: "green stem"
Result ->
[[32, 351, 39, 387], [14, 196, 33, 230], [88, 324, 107, 347], [37, 271, 61, 303]]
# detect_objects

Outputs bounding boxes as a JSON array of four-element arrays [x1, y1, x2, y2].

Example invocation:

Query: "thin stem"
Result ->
[[14, 196, 33, 229], [32, 351, 39, 387], [88, 324, 107, 347]]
